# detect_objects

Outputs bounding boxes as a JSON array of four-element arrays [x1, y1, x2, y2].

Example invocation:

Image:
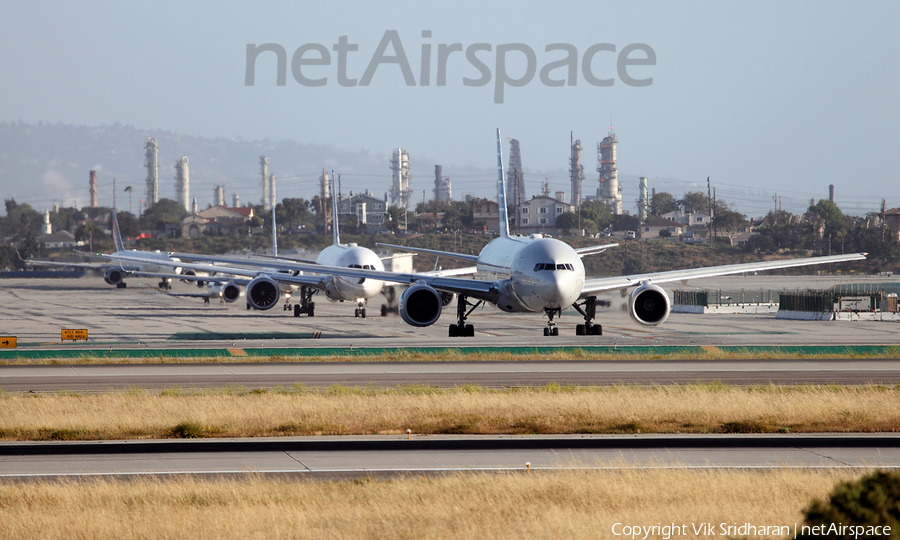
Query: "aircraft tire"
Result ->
[[543, 328, 549, 336], [465, 324, 474, 337], [592, 325, 602, 336], [360, 308, 367, 318], [381, 305, 387, 317], [552, 327, 559, 336], [308, 303, 315, 317], [576, 324, 585, 336], [449, 324, 458, 337], [294, 305, 301, 317]]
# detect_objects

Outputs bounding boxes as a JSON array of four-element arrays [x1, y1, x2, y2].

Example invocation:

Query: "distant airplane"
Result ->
[[230, 129, 867, 337], [25, 211, 225, 293]]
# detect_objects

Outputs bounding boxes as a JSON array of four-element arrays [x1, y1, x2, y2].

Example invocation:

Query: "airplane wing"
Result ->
[[374, 243, 479, 263], [124, 270, 253, 286], [580, 252, 868, 295], [574, 243, 619, 257], [25, 259, 107, 270]]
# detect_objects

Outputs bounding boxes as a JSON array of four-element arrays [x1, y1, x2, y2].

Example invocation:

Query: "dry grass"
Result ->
[[0, 469, 868, 539], [1, 384, 898, 440], [5, 344, 900, 365]]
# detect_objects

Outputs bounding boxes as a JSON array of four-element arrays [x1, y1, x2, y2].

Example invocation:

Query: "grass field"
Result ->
[[1, 383, 898, 440], [0, 469, 867, 539]]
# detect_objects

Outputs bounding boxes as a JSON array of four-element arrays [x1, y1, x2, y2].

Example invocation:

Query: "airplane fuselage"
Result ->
[[475, 234, 584, 313], [316, 243, 385, 302]]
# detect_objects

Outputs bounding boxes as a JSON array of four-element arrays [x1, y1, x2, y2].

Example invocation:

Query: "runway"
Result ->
[[3, 359, 900, 392], [1, 435, 898, 480]]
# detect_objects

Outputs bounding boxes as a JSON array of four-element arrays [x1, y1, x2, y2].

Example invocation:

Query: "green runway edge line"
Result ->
[[0, 345, 898, 362]]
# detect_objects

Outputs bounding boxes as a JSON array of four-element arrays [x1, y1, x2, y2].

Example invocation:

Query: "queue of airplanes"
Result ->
[[31, 129, 867, 337]]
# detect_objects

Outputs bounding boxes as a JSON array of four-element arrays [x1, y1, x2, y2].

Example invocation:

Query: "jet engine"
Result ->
[[246, 276, 281, 310], [104, 268, 124, 285], [399, 283, 443, 327], [181, 269, 206, 287], [222, 281, 242, 303], [627, 282, 670, 326], [440, 291, 455, 307]]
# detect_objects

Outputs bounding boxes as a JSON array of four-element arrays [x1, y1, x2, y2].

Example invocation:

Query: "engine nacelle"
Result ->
[[399, 283, 443, 327], [222, 281, 242, 303], [246, 276, 281, 310], [628, 282, 671, 326], [440, 291, 455, 307], [104, 268, 124, 285]]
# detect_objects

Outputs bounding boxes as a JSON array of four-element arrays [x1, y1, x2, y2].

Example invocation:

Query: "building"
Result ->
[[884, 208, 900, 241], [337, 192, 389, 230], [36, 230, 81, 249], [640, 218, 685, 240], [661, 210, 710, 227], [180, 206, 255, 238], [472, 200, 501, 233], [517, 195, 575, 236]]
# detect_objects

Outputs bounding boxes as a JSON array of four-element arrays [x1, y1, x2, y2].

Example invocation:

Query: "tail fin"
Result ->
[[331, 169, 341, 246], [496, 129, 511, 238], [111, 210, 126, 253], [271, 204, 278, 257]]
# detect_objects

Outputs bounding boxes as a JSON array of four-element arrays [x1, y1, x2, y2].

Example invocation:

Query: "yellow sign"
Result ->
[[61, 329, 88, 341], [0, 337, 16, 348]]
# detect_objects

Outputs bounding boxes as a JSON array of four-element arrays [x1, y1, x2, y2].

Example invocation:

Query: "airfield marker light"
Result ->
[[526, 462, 531, 472], [407, 429, 412, 439]]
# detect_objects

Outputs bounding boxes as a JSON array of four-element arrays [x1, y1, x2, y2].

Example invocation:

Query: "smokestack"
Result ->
[[192, 197, 198, 214], [829, 184, 834, 202], [144, 138, 159, 209], [232, 193, 240, 207], [260, 156, 269, 206], [569, 136, 583, 208], [214, 185, 225, 207], [175, 156, 190, 211], [89, 170, 98, 208]]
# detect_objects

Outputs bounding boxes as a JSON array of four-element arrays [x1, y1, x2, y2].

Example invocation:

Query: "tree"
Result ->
[[678, 191, 710, 214], [611, 214, 640, 232], [140, 199, 188, 232], [650, 191, 678, 216], [658, 229, 671, 238], [387, 206, 403, 232], [115, 212, 140, 239], [809, 199, 845, 239], [713, 209, 748, 246], [75, 222, 107, 252], [555, 212, 581, 235], [798, 470, 900, 540], [579, 199, 612, 230]]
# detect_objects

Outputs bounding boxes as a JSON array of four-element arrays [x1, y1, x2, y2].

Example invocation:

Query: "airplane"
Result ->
[[25, 211, 211, 291], [224, 129, 867, 337], [122, 171, 475, 318]]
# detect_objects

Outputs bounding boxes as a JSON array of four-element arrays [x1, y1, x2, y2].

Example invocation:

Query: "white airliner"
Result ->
[[123, 171, 474, 317], [238, 129, 866, 337], [26, 211, 208, 291]]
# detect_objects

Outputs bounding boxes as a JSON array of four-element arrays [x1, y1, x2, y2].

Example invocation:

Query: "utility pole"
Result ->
[[707, 177, 712, 243], [712, 187, 717, 241], [882, 199, 886, 242]]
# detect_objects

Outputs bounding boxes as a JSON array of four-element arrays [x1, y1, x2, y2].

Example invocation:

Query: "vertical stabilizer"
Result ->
[[331, 169, 341, 246], [271, 204, 278, 257], [111, 210, 126, 254], [496, 129, 510, 238]]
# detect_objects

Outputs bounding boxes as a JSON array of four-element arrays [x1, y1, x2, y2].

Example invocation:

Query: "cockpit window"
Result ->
[[534, 262, 574, 271]]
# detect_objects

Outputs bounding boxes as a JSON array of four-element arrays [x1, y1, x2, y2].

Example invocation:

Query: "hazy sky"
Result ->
[[1, 1, 897, 216]]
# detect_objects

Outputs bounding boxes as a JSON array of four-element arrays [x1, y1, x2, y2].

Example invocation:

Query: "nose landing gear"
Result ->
[[543, 307, 561, 336], [354, 297, 367, 318]]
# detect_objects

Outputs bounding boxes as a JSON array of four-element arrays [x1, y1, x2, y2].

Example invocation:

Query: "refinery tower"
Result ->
[[597, 131, 623, 214]]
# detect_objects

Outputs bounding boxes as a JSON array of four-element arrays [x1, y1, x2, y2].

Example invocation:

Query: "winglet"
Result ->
[[331, 169, 341, 246], [111, 210, 126, 253], [496, 129, 510, 238]]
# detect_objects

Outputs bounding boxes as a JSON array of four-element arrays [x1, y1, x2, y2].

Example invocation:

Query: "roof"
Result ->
[[642, 218, 684, 228]]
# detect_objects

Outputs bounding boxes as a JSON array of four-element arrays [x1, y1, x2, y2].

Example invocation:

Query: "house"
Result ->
[[884, 208, 900, 241], [473, 200, 500, 233], [517, 196, 574, 235], [36, 230, 82, 248], [661, 210, 710, 227], [337, 191, 389, 229], [180, 206, 255, 237], [640, 218, 684, 240]]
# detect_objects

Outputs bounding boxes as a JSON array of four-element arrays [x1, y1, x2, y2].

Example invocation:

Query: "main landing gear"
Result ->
[[543, 307, 561, 336], [292, 286, 316, 317], [449, 295, 481, 337], [572, 296, 603, 336], [158, 279, 171, 290]]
